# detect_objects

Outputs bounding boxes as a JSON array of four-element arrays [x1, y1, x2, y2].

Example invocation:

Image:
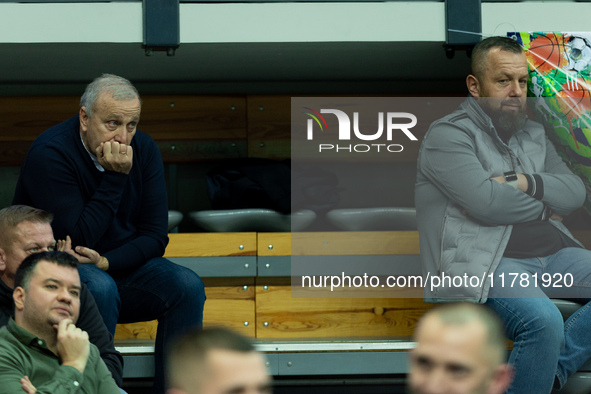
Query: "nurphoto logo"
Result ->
[[303, 107, 418, 153]]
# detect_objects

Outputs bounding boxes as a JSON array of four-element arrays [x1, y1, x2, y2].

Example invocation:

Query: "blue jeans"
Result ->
[[484, 247, 591, 393], [78, 258, 206, 394]]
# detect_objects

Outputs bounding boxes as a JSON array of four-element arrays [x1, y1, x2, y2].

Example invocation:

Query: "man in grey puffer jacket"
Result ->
[[416, 36, 591, 393]]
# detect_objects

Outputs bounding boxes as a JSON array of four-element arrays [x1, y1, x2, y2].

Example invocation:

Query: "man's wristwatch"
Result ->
[[504, 171, 519, 188]]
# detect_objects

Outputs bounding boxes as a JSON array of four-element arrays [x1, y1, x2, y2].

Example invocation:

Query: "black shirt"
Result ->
[[504, 220, 581, 258]]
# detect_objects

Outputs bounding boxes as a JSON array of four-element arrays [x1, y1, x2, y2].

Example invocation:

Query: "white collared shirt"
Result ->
[[80, 133, 105, 172]]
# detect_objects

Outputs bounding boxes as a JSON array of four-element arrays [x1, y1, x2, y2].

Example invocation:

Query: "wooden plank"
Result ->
[[255, 278, 431, 339], [156, 140, 247, 163], [0, 141, 33, 166], [0, 94, 465, 166], [164, 233, 257, 257], [0, 96, 79, 143], [0, 95, 248, 141], [247, 95, 291, 159], [258, 233, 291, 256], [140, 95, 247, 140], [258, 232, 420, 257], [0, 95, 248, 166], [202, 278, 256, 338], [114, 278, 256, 339], [115, 321, 158, 340]]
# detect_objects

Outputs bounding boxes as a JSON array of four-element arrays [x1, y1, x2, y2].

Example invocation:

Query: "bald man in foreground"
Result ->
[[409, 303, 513, 394], [167, 327, 272, 394]]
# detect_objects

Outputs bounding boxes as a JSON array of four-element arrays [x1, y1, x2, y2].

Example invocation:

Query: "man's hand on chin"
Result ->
[[96, 141, 133, 174], [55, 319, 90, 374]]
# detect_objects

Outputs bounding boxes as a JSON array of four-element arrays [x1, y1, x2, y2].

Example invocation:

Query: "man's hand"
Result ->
[[55, 319, 90, 374], [96, 141, 133, 174], [57, 236, 109, 271], [550, 212, 564, 222], [20, 376, 36, 394]]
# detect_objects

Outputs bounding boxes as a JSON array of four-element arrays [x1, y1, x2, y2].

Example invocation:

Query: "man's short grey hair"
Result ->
[[80, 73, 140, 117]]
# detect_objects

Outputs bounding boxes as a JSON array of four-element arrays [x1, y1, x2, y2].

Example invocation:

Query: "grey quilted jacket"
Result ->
[[415, 97, 585, 302]]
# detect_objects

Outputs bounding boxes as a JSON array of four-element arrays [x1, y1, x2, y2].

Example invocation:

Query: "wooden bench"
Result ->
[[115, 231, 432, 379], [115, 230, 591, 379]]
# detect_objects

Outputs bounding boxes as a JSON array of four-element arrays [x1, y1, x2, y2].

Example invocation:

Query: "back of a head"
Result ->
[[471, 36, 525, 81], [80, 73, 140, 117], [0, 205, 53, 249], [167, 327, 257, 393]]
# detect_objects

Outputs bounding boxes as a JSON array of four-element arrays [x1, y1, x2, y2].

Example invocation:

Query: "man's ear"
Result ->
[[79, 107, 89, 132], [0, 247, 6, 272], [13, 286, 26, 311], [466, 74, 481, 97], [487, 364, 514, 394]]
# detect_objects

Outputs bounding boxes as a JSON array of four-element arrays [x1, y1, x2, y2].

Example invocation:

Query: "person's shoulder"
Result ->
[[132, 129, 160, 152], [133, 129, 156, 145], [434, 105, 472, 127], [426, 106, 473, 139], [30, 114, 79, 149], [0, 325, 15, 345], [0, 327, 14, 360], [132, 129, 163, 165], [523, 118, 545, 132]]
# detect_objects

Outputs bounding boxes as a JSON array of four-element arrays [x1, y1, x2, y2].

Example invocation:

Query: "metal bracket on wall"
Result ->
[[143, 0, 180, 56], [444, 0, 481, 59]]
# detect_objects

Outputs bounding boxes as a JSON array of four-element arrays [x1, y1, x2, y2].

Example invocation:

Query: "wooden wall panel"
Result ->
[[0, 96, 79, 166], [0, 96, 247, 142], [0, 96, 79, 142], [140, 96, 246, 140], [247, 95, 291, 159], [0, 94, 446, 165], [0, 95, 248, 165]]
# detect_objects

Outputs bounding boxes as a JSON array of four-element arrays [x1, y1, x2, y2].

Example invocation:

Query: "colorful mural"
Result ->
[[511, 32, 591, 211]]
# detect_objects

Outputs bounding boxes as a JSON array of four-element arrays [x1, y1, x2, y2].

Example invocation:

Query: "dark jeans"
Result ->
[[78, 258, 206, 394]]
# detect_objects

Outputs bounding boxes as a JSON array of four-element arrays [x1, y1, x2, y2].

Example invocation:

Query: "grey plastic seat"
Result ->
[[551, 299, 591, 394], [167, 210, 183, 232]]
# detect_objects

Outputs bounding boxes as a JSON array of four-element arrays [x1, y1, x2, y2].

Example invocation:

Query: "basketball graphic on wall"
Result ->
[[511, 32, 591, 212]]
